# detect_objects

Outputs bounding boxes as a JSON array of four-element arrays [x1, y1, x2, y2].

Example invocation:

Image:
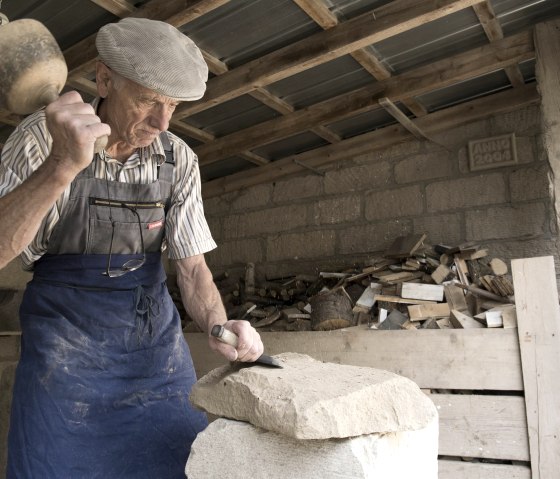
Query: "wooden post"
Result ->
[[535, 20, 560, 230], [512, 256, 560, 479]]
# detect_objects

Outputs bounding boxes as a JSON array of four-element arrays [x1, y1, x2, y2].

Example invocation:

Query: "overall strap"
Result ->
[[158, 132, 175, 213]]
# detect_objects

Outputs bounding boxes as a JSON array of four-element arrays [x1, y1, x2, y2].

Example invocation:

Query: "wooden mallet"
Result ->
[[0, 19, 107, 152]]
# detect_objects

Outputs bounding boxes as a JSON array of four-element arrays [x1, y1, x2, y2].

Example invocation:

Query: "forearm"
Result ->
[[0, 161, 74, 269], [175, 256, 227, 333]]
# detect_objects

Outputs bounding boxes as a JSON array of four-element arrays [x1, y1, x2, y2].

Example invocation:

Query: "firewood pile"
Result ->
[[179, 233, 517, 332]]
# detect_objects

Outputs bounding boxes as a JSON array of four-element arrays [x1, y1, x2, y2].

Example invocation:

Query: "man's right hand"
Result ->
[[44, 91, 111, 177]]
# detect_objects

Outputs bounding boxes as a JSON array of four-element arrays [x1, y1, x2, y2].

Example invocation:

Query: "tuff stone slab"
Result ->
[[189, 352, 437, 440], [185, 417, 439, 479]]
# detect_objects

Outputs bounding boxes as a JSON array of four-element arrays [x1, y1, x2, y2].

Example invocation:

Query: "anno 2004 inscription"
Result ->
[[468, 133, 517, 171]]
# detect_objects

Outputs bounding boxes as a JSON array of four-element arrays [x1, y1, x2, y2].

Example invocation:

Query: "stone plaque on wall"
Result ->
[[468, 133, 517, 171]]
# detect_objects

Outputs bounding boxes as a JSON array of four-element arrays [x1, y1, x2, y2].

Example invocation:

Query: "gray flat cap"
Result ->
[[96, 18, 208, 101]]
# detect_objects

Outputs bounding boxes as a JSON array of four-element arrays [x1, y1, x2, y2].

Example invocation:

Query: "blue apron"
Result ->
[[7, 147, 208, 478]]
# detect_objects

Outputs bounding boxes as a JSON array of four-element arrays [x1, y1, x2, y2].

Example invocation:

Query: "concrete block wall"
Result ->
[[204, 104, 560, 280]]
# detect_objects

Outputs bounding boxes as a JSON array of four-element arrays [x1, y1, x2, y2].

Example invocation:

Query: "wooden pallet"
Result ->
[[185, 256, 560, 479]]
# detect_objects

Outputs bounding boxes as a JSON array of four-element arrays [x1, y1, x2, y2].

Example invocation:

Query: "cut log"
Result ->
[[489, 258, 508, 275], [310, 288, 353, 331], [431, 264, 452, 284]]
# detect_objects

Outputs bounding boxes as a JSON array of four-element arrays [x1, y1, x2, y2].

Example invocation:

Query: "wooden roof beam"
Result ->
[[378, 97, 435, 142], [202, 48, 341, 145], [194, 31, 534, 166], [293, 0, 427, 117], [473, 1, 525, 87], [89, 0, 136, 17], [176, 0, 485, 119]]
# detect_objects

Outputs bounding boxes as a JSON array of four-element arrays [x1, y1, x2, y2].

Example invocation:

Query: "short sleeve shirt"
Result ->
[[0, 99, 216, 270]]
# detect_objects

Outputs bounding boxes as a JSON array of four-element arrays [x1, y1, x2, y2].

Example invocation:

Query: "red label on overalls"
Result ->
[[147, 219, 164, 230]]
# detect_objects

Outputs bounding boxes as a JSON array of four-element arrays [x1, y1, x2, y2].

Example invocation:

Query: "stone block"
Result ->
[[354, 140, 421, 163], [489, 105, 540, 136], [394, 152, 452, 184], [231, 183, 272, 210], [205, 239, 263, 268], [203, 194, 233, 216], [339, 220, 412, 255], [413, 213, 462, 246], [324, 162, 392, 195], [466, 203, 547, 241], [224, 205, 307, 239], [365, 185, 424, 221], [190, 352, 438, 440], [186, 417, 438, 479], [272, 175, 323, 202], [510, 164, 552, 202], [266, 231, 335, 262], [426, 173, 506, 213], [311, 196, 361, 225]]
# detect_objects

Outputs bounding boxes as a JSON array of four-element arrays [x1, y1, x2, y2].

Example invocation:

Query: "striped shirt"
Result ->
[[0, 99, 216, 270]]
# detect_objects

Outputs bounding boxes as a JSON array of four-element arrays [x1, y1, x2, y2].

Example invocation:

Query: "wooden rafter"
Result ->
[[293, 0, 427, 117], [89, 0, 136, 16], [174, 0, 486, 118], [378, 97, 433, 141], [193, 31, 533, 166], [473, 1, 525, 87]]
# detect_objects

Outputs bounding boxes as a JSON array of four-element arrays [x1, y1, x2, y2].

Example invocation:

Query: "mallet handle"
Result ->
[[40, 86, 108, 154]]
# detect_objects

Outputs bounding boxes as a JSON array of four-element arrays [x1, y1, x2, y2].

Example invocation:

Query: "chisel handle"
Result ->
[[210, 324, 239, 349]]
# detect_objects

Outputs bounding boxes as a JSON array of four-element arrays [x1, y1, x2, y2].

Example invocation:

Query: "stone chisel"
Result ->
[[210, 325, 283, 368]]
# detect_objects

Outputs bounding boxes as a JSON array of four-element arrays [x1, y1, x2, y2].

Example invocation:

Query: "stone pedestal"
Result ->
[[186, 417, 438, 479], [186, 352, 439, 478]]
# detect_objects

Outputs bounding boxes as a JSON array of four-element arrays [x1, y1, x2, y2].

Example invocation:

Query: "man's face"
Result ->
[[102, 72, 181, 149]]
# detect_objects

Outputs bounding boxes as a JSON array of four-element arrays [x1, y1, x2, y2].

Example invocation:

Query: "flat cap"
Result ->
[[96, 18, 208, 101]]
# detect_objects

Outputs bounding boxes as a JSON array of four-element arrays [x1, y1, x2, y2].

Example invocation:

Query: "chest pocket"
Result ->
[[87, 198, 166, 255]]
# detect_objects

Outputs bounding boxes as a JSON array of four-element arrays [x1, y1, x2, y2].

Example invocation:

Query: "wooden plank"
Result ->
[[438, 459, 531, 479], [408, 303, 450, 320], [433, 393, 529, 460], [374, 294, 436, 305], [512, 256, 560, 479], [444, 284, 468, 311], [401, 282, 444, 301], [185, 327, 524, 390]]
